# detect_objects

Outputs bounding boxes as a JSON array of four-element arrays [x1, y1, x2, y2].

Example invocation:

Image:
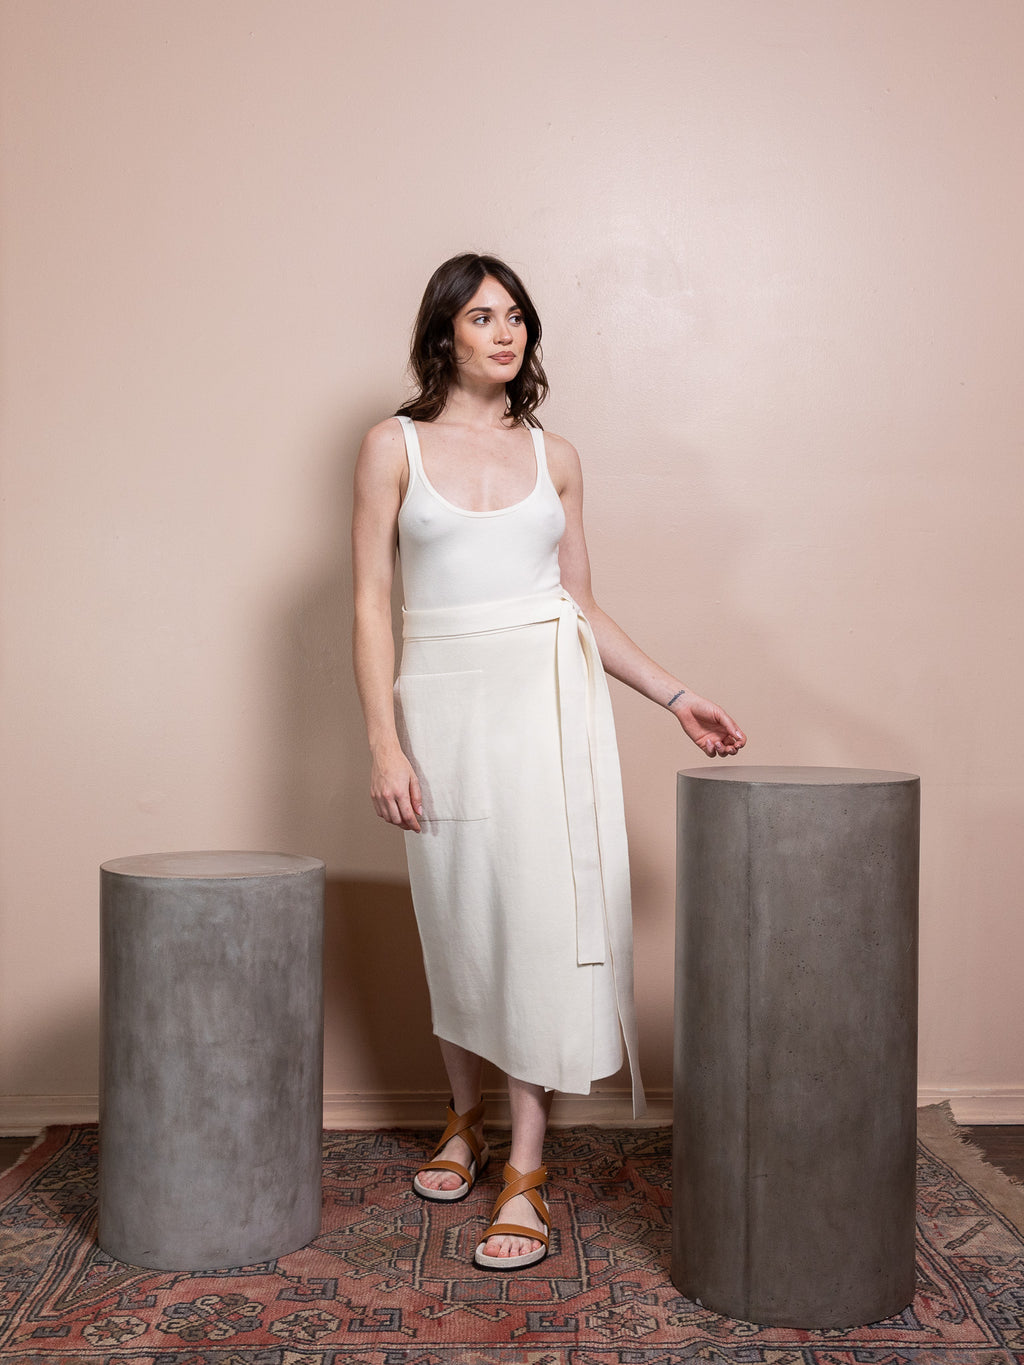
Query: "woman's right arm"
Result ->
[[351, 419, 422, 832]]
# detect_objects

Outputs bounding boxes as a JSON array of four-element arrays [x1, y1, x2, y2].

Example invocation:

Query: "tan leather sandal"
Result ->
[[412, 1098, 489, 1203], [473, 1162, 550, 1270]]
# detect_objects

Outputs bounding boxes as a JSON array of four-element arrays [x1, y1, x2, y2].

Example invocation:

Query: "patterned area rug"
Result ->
[[1, 1115, 1023, 1363]]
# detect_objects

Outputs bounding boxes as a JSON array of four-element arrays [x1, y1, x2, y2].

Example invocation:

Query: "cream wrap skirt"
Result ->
[[395, 589, 645, 1117]]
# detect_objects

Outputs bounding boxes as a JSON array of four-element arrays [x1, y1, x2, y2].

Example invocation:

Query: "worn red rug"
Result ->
[[1, 1114, 1022, 1363]]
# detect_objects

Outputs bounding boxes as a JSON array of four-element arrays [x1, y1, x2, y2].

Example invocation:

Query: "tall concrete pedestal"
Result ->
[[673, 767, 919, 1328], [99, 851, 325, 1270]]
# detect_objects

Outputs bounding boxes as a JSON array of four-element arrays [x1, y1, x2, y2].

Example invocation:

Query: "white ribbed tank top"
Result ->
[[396, 415, 565, 611]]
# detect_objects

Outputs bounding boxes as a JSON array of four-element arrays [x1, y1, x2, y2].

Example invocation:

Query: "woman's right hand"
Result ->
[[370, 744, 423, 832]]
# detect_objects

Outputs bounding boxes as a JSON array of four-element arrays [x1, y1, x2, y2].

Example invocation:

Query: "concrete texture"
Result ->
[[98, 851, 325, 1270], [673, 767, 920, 1329]]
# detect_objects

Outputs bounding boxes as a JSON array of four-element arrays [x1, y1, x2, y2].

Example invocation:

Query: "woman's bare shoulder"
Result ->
[[541, 429, 582, 458], [541, 430, 583, 490], [357, 416, 406, 470], [361, 415, 405, 452], [354, 417, 408, 506]]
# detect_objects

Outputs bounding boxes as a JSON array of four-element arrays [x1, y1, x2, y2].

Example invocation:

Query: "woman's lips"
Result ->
[[491, 352, 516, 362]]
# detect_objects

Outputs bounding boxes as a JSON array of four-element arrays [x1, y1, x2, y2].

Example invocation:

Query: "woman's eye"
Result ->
[[510, 314, 523, 325]]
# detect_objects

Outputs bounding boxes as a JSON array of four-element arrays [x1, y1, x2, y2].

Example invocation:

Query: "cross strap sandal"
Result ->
[[473, 1161, 550, 1270], [412, 1098, 489, 1202]]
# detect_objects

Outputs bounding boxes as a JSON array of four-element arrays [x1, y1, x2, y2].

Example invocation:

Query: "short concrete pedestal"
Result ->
[[99, 851, 325, 1270], [673, 768, 920, 1328]]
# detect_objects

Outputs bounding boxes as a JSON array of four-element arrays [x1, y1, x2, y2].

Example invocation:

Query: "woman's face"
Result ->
[[451, 276, 527, 387]]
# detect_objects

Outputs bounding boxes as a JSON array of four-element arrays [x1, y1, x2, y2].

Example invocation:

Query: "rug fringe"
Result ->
[[918, 1101, 1024, 1236]]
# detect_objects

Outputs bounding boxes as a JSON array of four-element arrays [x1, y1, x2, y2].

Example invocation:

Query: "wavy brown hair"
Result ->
[[396, 253, 549, 426]]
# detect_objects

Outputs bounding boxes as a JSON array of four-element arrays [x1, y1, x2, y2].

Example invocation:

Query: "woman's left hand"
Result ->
[[671, 694, 747, 758]]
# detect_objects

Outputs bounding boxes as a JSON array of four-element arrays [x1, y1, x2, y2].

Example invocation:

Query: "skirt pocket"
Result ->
[[394, 669, 489, 822]]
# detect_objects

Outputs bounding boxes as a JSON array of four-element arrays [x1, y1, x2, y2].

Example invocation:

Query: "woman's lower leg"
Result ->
[[415, 1040, 486, 1193], [480, 1075, 552, 1258]]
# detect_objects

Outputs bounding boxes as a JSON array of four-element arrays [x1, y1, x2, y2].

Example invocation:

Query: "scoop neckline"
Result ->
[[408, 419, 541, 518]]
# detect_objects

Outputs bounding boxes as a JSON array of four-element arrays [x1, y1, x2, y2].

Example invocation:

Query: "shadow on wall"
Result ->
[[323, 877, 447, 1094], [1, 998, 100, 1121]]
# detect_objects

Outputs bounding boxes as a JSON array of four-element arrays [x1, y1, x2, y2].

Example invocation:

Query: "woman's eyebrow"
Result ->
[[461, 303, 522, 316]]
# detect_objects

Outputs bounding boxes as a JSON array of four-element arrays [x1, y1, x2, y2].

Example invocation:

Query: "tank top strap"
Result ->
[[396, 415, 423, 494], [529, 424, 555, 493]]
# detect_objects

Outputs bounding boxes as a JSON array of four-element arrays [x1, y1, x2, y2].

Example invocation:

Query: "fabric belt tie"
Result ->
[[402, 590, 613, 966]]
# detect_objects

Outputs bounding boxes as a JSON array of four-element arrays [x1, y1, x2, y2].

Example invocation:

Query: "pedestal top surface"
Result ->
[[100, 851, 325, 879], [678, 765, 919, 786]]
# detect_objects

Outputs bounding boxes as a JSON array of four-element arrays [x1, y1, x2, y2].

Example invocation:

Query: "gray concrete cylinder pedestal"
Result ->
[[673, 767, 920, 1329], [98, 851, 325, 1270]]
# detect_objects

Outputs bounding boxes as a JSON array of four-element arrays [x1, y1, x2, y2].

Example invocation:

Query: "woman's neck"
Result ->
[[438, 381, 512, 430]]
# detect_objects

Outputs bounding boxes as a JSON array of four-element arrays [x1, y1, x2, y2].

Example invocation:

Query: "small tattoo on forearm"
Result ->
[[667, 688, 687, 708]]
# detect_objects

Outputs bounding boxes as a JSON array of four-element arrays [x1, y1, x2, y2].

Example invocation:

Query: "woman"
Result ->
[[352, 253, 745, 1271]]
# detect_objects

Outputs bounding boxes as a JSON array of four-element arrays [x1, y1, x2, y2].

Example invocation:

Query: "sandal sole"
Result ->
[[473, 1245, 549, 1271]]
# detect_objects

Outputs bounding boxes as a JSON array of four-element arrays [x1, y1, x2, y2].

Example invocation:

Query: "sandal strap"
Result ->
[[430, 1097, 485, 1165], [417, 1157, 473, 1185], [489, 1162, 550, 1229]]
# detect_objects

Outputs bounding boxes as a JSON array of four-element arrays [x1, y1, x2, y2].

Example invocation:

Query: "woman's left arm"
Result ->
[[551, 433, 746, 759]]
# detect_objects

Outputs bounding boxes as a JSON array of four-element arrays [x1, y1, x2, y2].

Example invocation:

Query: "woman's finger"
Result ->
[[397, 793, 421, 833]]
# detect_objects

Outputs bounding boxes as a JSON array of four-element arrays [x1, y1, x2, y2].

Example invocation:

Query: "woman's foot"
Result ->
[[412, 1098, 488, 1202], [474, 1163, 550, 1270], [477, 1189, 547, 1259], [414, 1130, 484, 1194]]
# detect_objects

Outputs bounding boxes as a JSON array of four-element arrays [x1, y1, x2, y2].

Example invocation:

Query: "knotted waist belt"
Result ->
[[402, 590, 622, 968]]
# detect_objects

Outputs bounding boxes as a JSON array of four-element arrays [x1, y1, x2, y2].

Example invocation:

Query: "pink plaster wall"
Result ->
[[2, 0, 1022, 1123]]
